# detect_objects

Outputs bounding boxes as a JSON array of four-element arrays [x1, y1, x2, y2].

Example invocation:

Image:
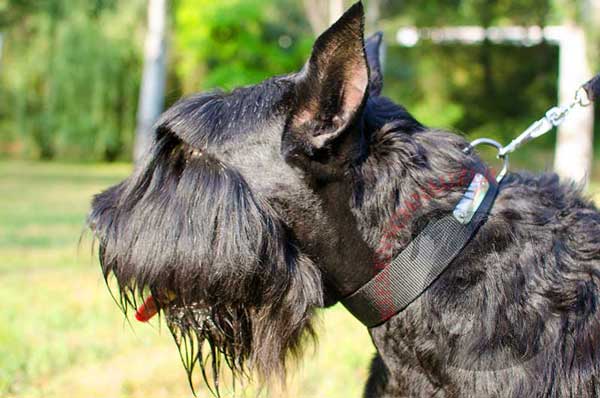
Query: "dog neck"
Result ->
[[299, 117, 379, 304], [310, 104, 489, 309], [342, 170, 498, 327]]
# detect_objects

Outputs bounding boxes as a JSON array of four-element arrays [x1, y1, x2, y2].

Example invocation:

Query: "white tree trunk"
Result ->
[[554, 25, 594, 186], [303, 0, 347, 35], [134, 0, 168, 163], [303, 0, 328, 34], [329, 0, 344, 25]]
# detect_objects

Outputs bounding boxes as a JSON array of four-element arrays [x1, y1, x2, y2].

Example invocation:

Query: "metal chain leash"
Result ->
[[466, 74, 599, 183], [498, 86, 592, 157]]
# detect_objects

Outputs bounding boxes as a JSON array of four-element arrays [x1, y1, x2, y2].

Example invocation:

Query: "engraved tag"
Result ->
[[453, 173, 490, 224]]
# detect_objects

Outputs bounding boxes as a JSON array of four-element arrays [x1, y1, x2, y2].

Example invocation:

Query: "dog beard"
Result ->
[[88, 131, 323, 394]]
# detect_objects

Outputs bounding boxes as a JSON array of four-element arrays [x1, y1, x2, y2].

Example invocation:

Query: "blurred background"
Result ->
[[1, 0, 599, 397]]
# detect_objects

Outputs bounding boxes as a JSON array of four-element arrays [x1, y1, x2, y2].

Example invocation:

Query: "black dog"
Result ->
[[89, 2, 600, 397]]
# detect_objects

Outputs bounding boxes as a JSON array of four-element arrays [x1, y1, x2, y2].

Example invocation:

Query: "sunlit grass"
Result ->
[[0, 161, 373, 398], [2, 159, 598, 398]]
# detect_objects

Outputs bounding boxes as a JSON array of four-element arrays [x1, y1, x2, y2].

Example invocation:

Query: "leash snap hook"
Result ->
[[544, 105, 571, 129], [465, 138, 509, 183]]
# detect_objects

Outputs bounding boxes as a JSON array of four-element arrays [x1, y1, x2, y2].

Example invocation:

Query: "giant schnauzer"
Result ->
[[89, 2, 600, 397]]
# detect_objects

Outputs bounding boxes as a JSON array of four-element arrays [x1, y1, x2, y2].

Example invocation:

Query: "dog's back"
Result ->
[[365, 170, 600, 397]]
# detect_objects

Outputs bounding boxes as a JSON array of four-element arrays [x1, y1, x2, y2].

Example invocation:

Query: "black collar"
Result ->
[[341, 172, 499, 328]]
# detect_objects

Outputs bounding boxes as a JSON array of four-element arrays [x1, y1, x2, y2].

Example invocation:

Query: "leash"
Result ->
[[467, 73, 599, 184], [342, 74, 599, 328]]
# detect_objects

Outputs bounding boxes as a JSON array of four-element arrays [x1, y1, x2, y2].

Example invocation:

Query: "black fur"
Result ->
[[88, 2, 600, 396]]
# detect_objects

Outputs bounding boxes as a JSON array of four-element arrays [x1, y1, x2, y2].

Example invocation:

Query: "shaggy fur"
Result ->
[[88, 2, 600, 397]]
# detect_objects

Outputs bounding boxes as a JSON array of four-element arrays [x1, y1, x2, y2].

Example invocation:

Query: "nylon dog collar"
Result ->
[[342, 172, 499, 328]]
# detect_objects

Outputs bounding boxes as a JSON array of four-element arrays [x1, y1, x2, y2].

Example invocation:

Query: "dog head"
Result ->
[[88, 1, 426, 392]]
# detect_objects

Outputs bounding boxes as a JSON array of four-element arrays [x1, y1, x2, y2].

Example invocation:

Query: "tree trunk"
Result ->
[[303, 0, 346, 34], [329, 0, 344, 25], [0, 33, 4, 71], [584, 0, 600, 65], [303, 0, 328, 34], [134, 0, 167, 163], [553, 24, 594, 186], [366, 0, 381, 32]]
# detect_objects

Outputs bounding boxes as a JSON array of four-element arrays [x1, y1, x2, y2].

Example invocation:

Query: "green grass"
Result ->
[[1, 159, 598, 398], [0, 161, 374, 398]]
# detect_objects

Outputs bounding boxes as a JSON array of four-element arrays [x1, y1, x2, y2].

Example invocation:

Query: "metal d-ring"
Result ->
[[465, 138, 509, 183]]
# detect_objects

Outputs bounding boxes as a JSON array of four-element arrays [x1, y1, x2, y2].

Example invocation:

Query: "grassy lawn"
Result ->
[[1, 160, 598, 398], [0, 161, 374, 398]]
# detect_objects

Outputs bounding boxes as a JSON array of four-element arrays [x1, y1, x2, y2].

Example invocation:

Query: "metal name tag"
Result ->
[[453, 173, 490, 224]]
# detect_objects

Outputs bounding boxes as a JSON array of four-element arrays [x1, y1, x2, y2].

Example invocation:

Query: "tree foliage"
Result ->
[[376, 0, 599, 146], [0, 0, 597, 161], [0, 0, 144, 160], [174, 0, 311, 92]]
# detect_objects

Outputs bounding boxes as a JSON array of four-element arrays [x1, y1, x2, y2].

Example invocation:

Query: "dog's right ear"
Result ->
[[287, 2, 368, 153]]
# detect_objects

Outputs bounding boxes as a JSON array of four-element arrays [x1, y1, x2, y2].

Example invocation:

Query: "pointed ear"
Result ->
[[365, 32, 384, 96], [290, 2, 369, 150]]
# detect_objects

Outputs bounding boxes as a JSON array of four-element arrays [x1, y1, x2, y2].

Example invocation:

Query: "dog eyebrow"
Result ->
[[156, 78, 294, 151]]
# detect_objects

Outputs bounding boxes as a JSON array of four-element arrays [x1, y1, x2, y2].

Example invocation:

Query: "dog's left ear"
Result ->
[[365, 32, 384, 96], [290, 2, 368, 150]]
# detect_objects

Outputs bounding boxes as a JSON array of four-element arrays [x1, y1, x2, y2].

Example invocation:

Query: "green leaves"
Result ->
[[0, 0, 597, 161], [0, 0, 144, 161], [174, 0, 311, 92]]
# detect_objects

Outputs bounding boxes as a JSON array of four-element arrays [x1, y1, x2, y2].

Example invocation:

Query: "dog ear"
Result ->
[[290, 2, 369, 150], [365, 32, 384, 96]]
